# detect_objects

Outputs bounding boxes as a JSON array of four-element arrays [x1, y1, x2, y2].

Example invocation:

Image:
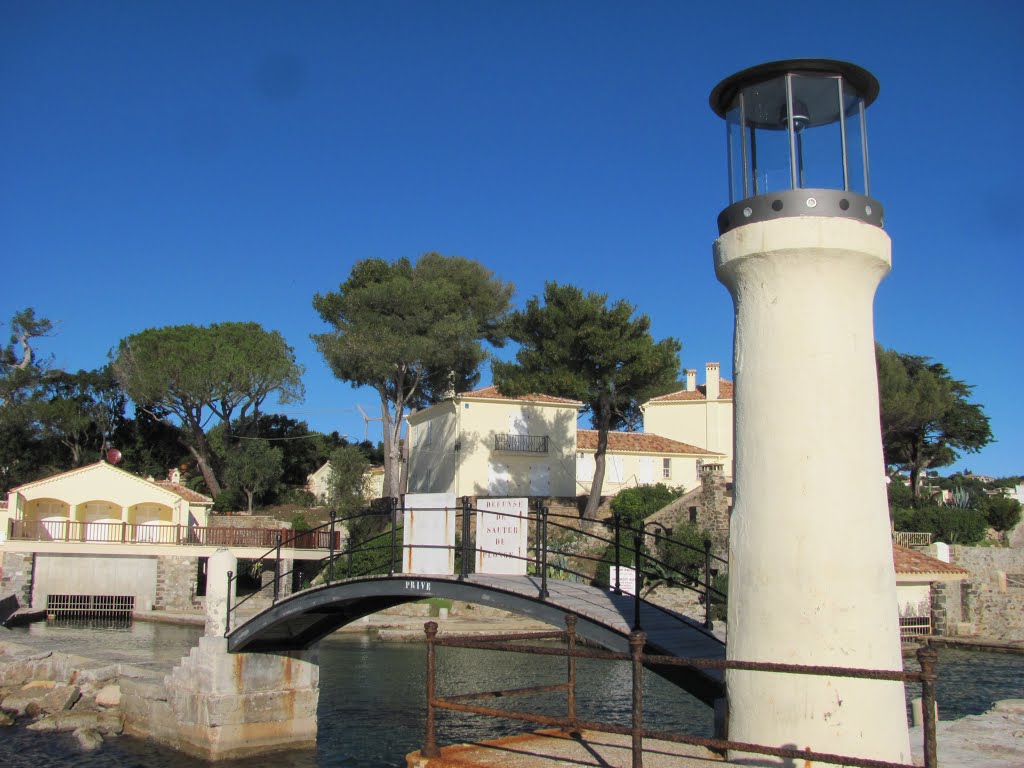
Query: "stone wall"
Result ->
[[949, 546, 1024, 642], [155, 555, 201, 611], [648, 467, 731, 564], [1, 552, 33, 608]]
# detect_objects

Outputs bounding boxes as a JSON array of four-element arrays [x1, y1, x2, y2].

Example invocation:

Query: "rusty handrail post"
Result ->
[[389, 497, 399, 577], [460, 495, 472, 580], [327, 509, 336, 585], [632, 530, 642, 631], [565, 614, 578, 733], [225, 570, 233, 636], [273, 531, 282, 603], [917, 642, 939, 768], [703, 538, 713, 629], [629, 630, 646, 768], [422, 621, 441, 758], [539, 506, 550, 598], [613, 512, 622, 594]]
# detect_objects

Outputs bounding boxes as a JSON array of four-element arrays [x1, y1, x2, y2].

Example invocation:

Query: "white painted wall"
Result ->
[[31, 553, 158, 610], [715, 216, 911, 765]]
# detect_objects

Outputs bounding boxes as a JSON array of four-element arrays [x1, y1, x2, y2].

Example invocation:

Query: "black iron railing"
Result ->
[[493, 433, 549, 453], [420, 614, 939, 768], [224, 496, 727, 639]]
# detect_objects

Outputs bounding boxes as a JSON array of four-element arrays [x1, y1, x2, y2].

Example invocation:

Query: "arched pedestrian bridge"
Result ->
[[224, 499, 728, 705]]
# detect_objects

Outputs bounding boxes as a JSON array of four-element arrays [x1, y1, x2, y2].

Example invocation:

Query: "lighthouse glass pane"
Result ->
[[843, 92, 869, 195], [739, 77, 793, 194], [749, 124, 791, 194], [789, 74, 844, 190], [725, 104, 747, 203]]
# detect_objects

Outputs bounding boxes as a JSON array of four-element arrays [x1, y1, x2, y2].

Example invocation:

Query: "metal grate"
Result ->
[[899, 615, 931, 640], [893, 531, 932, 549], [46, 594, 135, 619]]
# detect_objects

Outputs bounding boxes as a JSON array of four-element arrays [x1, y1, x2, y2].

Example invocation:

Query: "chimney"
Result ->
[[169, 468, 182, 484], [705, 362, 720, 401], [685, 369, 697, 392]]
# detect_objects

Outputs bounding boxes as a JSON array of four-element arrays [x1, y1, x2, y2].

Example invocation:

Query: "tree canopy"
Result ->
[[112, 322, 304, 497], [493, 282, 681, 518], [33, 366, 126, 467], [312, 253, 513, 499], [223, 439, 284, 513], [877, 344, 992, 501]]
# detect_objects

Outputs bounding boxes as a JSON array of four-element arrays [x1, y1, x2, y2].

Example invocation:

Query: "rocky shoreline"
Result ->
[[0, 639, 129, 752]]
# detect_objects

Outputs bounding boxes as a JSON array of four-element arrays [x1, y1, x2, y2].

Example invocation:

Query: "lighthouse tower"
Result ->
[[709, 60, 911, 765]]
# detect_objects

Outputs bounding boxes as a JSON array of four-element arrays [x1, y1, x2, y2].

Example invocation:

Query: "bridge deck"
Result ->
[[227, 574, 725, 704]]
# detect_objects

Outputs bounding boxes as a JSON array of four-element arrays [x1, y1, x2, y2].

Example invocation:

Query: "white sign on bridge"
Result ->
[[610, 566, 637, 596], [402, 493, 456, 575], [475, 497, 529, 576]]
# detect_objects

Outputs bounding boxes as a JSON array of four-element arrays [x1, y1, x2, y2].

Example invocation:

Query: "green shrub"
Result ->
[[891, 505, 988, 545], [980, 495, 1022, 533], [609, 484, 684, 529], [290, 513, 312, 533], [212, 488, 244, 513], [654, 521, 711, 583]]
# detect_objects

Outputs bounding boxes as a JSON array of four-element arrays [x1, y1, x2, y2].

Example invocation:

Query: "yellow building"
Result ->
[[575, 430, 726, 495], [641, 362, 734, 476], [2, 461, 212, 544], [406, 386, 583, 498]]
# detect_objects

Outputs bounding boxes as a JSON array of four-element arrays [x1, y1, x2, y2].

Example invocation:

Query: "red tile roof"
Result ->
[[462, 385, 583, 406], [892, 545, 969, 578], [154, 481, 213, 504], [647, 381, 735, 402], [577, 430, 723, 456]]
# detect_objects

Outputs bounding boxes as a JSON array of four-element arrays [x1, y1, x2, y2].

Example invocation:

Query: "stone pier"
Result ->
[[124, 548, 320, 760]]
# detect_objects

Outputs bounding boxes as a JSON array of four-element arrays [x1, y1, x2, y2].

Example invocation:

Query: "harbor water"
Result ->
[[2, 620, 1022, 767]]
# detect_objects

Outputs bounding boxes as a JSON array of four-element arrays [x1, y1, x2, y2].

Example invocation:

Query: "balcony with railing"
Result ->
[[7, 519, 340, 551], [493, 433, 549, 453], [893, 531, 932, 550]]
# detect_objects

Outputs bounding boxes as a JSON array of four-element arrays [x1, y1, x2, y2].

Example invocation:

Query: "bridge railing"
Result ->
[[420, 613, 940, 768], [225, 497, 729, 636]]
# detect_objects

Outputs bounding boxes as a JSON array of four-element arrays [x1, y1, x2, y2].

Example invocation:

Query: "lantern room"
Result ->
[[710, 59, 881, 234]]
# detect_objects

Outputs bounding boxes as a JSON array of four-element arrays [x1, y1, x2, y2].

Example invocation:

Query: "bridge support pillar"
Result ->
[[131, 549, 320, 760]]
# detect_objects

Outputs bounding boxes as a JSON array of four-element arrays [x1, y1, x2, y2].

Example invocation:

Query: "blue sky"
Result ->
[[2, 1, 1021, 477]]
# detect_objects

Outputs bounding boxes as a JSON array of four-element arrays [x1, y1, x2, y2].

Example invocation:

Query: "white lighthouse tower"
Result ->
[[709, 60, 911, 765]]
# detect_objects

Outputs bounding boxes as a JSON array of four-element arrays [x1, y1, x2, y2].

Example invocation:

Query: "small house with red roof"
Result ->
[[575, 430, 726, 495]]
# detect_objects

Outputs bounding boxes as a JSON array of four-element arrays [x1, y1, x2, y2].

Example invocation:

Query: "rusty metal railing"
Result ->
[[420, 614, 938, 768]]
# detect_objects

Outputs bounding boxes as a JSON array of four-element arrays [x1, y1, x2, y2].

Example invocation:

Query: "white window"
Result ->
[[577, 453, 595, 483], [639, 457, 655, 485], [663, 458, 672, 479], [488, 461, 510, 495], [608, 455, 624, 483], [529, 464, 550, 496]]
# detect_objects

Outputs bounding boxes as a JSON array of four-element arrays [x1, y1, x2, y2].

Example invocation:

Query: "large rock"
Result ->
[[27, 709, 124, 736], [74, 726, 104, 751], [95, 684, 122, 708]]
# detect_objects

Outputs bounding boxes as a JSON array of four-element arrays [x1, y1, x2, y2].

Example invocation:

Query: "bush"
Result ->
[[980, 495, 1022, 533], [654, 521, 711, 583], [212, 487, 245, 513], [891, 505, 988, 545], [290, 513, 312, 533], [609, 484, 684, 529], [278, 487, 317, 507]]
